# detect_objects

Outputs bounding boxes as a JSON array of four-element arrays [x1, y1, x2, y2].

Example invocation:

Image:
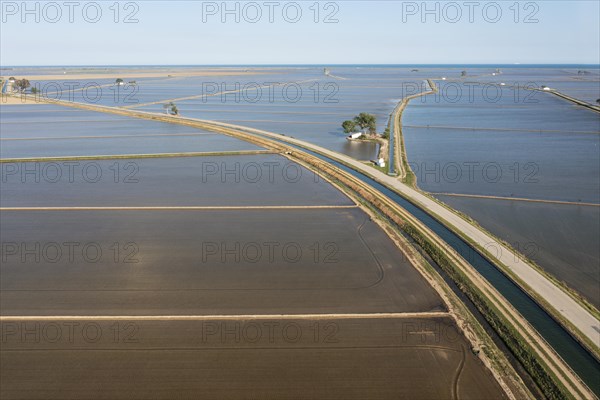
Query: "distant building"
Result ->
[[377, 158, 386, 168], [348, 132, 363, 140], [5, 78, 15, 92]]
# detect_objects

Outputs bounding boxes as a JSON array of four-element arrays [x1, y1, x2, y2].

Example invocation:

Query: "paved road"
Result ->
[[204, 119, 600, 347]]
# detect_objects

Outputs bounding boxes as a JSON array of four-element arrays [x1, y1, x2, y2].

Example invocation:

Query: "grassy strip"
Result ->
[[362, 161, 388, 174], [358, 200, 540, 399], [402, 223, 573, 400], [383, 114, 395, 176], [397, 79, 438, 186], [0, 150, 274, 163], [398, 133, 416, 186]]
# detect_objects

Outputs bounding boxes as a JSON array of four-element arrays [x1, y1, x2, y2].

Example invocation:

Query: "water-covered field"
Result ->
[[6, 67, 433, 159], [1, 65, 598, 397], [402, 67, 600, 306], [0, 79, 507, 398], [0, 105, 261, 158], [3, 66, 598, 307]]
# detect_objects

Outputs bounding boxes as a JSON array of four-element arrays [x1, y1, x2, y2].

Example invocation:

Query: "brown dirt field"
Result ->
[[0, 317, 506, 400], [0, 208, 444, 315]]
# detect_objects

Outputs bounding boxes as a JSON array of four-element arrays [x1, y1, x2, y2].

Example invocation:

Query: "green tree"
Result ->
[[30, 86, 39, 94], [15, 79, 30, 92], [342, 120, 356, 133], [461, 70, 467, 77], [382, 127, 390, 139], [115, 78, 124, 84], [353, 112, 376, 134]]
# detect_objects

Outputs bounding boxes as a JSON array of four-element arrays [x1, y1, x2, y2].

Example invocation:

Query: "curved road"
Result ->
[[203, 119, 600, 348]]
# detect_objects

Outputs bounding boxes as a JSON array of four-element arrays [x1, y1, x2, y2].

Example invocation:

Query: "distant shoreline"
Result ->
[[2, 63, 599, 69], [0, 70, 266, 81]]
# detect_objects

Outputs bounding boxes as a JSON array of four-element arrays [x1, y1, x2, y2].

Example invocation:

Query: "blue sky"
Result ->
[[1, 1, 599, 65]]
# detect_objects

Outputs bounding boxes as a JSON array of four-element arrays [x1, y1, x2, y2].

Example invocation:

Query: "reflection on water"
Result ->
[[343, 140, 380, 161], [0, 155, 354, 207], [436, 195, 600, 309], [0, 134, 261, 158], [403, 128, 600, 203], [4, 67, 599, 308], [402, 69, 600, 306]]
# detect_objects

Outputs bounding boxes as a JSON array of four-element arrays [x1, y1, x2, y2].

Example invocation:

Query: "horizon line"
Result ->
[[2, 63, 599, 68]]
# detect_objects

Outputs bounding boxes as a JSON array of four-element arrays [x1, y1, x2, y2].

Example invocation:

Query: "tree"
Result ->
[[115, 78, 124, 84], [382, 127, 390, 139], [15, 79, 30, 92], [461, 70, 467, 77], [596, 99, 600, 105], [353, 112, 376, 134], [163, 102, 178, 115], [30, 86, 39, 94], [342, 120, 356, 133]]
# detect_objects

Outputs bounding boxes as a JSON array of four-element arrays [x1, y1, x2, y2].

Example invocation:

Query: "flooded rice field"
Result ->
[[437, 195, 600, 309], [0, 208, 444, 315], [10, 67, 438, 160], [2, 65, 598, 397], [402, 67, 600, 306], [0, 154, 353, 207], [0, 105, 261, 158], [2, 92, 503, 398], [404, 127, 600, 203], [0, 316, 505, 399]]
